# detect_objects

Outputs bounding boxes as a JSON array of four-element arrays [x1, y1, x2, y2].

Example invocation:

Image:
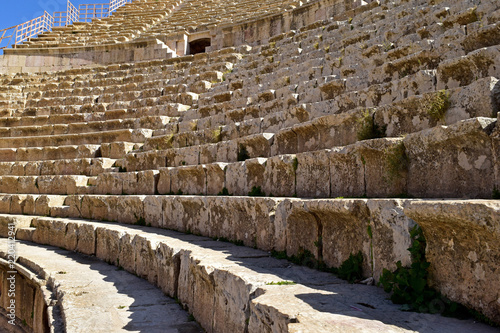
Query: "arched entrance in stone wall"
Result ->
[[188, 38, 211, 55]]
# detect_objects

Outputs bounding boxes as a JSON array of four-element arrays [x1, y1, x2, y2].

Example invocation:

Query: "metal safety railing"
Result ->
[[78, 3, 111, 22], [0, 0, 135, 49], [14, 11, 54, 46], [54, 0, 79, 27]]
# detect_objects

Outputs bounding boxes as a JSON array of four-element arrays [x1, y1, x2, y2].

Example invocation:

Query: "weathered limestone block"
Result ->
[[316, 108, 364, 147], [293, 121, 320, 154], [101, 142, 135, 159], [107, 196, 145, 225], [125, 150, 168, 171], [437, 45, 500, 89], [375, 95, 435, 137], [238, 133, 274, 159], [272, 128, 298, 155], [0, 215, 32, 237], [37, 175, 88, 195], [144, 195, 163, 228], [366, 200, 415, 281], [123, 170, 158, 195], [10, 195, 28, 214], [163, 196, 210, 233], [263, 155, 296, 197], [0, 196, 11, 214], [295, 150, 330, 198], [155, 241, 182, 297], [32, 218, 67, 248], [205, 163, 226, 195], [447, 77, 499, 123], [80, 195, 110, 221], [329, 146, 365, 198], [171, 146, 200, 167], [177, 250, 217, 333], [170, 165, 206, 195], [284, 199, 373, 274], [212, 267, 258, 333], [61, 195, 82, 218], [20, 195, 38, 215], [133, 235, 159, 285], [199, 143, 218, 165], [355, 138, 407, 197], [96, 226, 125, 266], [226, 159, 266, 196], [0, 177, 19, 194], [405, 118, 495, 198], [17, 177, 39, 194], [118, 232, 136, 273], [96, 173, 123, 195], [35, 195, 66, 217], [78, 222, 97, 255], [404, 201, 500, 324], [157, 168, 172, 194], [319, 79, 346, 100], [208, 197, 280, 250]]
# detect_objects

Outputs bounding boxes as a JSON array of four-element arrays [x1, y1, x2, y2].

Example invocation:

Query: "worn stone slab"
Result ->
[[1, 215, 497, 332], [404, 200, 500, 325], [0, 240, 203, 333]]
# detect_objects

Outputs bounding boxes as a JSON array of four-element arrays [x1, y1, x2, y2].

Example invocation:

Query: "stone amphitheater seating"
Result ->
[[0, 0, 499, 331]]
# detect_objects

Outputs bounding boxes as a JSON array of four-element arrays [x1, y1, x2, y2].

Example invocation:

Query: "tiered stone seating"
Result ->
[[0, 0, 499, 331], [140, 0, 312, 37], [16, 0, 184, 49]]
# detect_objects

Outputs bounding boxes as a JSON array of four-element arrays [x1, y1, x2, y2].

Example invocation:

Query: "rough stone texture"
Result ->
[[3, 216, 498, 332], [405, 118, 495, 198], [0, 240, 203, 333], [404, 200, 500, 325]]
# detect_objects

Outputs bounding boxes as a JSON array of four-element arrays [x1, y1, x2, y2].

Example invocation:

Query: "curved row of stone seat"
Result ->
[[1, 209, 498, 332], [0, 158, 116, 177], [138, 75, 497, 159], [109, 117, 500, 199], [18, 0, 184, 49], [1, 115, 494, 198], [0, 238, 203, 333], [140, 0, 312, 38], [0, 142, 134, 162], [0, 50, 245, 119], [0, 196, 498, 327], [0, 116, 168, 138]]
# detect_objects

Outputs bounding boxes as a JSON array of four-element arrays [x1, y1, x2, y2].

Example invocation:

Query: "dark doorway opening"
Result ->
[[188, 38, 211, 55]]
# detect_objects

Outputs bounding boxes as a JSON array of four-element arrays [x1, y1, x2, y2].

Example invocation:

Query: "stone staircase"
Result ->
[[0, 0, 499, 331]]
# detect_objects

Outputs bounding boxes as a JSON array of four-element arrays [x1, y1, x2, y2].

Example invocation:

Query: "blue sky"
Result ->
[[1, 0, 106, 30]]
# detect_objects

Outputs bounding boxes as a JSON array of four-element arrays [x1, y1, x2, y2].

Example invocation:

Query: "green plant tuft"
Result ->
[[135, 217, 146, 226], [336, 251, 364, 283], [212, 126, 223, 143], [266, 281, 296, 285], [385, 141, 409, 182], [426, 90, 450, 121], [217, 187, 231, 196], [493, 187, 500, 199], [248, 186, 265, 197]]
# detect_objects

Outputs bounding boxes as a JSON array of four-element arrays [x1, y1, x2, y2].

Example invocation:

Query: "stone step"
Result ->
[[0, 239, 203, 333], [0, 141, 136, 162], [0, 208, 497, 331], [0, 129, 152, 149], [114, 116, 498, 199], [0, 158, 116, 177], [0, 175, 94, 195], [0, 116, 169, 138]]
